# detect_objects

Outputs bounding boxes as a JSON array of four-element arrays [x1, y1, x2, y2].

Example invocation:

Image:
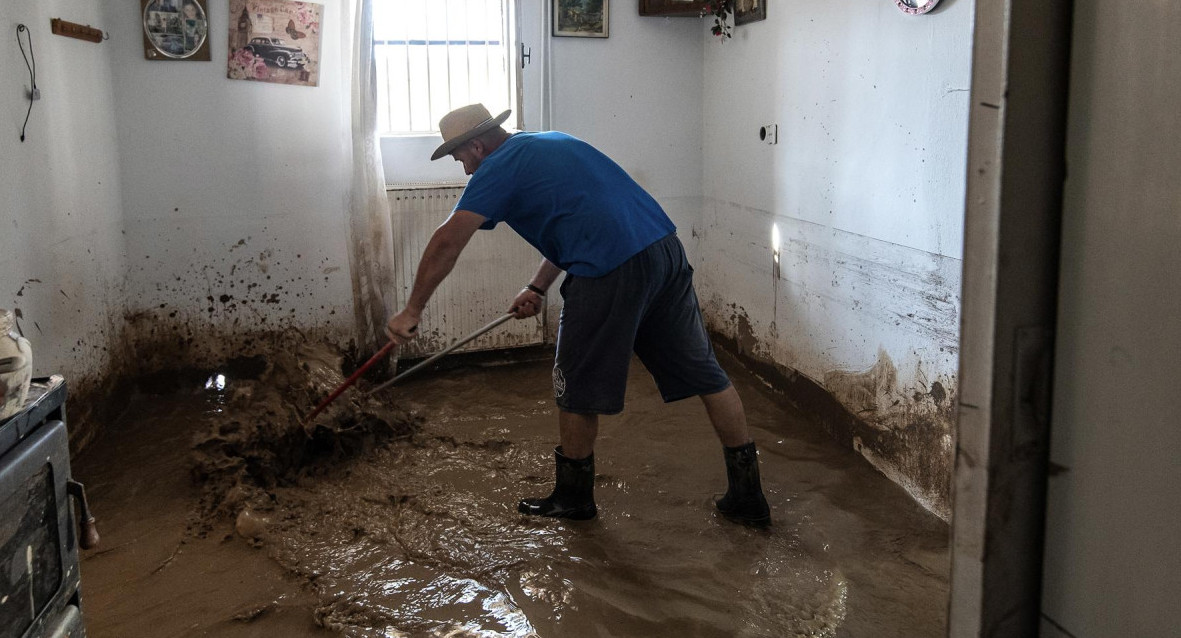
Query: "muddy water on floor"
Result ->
[[74, 347, 948, 637]]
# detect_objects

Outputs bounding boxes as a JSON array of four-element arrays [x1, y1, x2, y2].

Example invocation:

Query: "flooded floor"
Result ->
[[73, 347, 948, 637]]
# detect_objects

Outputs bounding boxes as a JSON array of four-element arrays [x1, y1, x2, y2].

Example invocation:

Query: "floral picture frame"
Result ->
[[553, 0, 609, 38], [227, 0, 323, 86]]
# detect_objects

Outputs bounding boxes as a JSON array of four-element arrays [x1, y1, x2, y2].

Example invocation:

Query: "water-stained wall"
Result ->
[[103, 0, 356, 362], [1, 0, 130, 445], [4, 0, 360, 445], [696, 1, 971, 519]]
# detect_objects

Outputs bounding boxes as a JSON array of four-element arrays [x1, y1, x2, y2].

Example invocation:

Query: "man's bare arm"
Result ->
[[386, 209, 486, 342], [529, 258, 562, 293]]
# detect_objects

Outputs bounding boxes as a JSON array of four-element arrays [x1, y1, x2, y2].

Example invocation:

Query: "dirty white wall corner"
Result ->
[[1, 0, 129, 446], [5, 0, 361, 445], [104, 0, 356, 363], [698, 0, 972, 519]]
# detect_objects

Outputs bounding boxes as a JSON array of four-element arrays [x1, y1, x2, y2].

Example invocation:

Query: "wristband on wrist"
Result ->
[[525, 284, 546, 296]]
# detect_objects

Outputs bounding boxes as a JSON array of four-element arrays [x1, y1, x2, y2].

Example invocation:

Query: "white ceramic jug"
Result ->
[[0, 309, 33, 420]]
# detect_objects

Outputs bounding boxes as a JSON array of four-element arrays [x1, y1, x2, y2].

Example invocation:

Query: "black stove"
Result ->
[[1, 377, 94, 638]]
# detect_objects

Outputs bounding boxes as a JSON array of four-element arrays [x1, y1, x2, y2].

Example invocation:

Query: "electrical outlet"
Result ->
[[759, 124, 778, 145], [29, 87, 40, 100]]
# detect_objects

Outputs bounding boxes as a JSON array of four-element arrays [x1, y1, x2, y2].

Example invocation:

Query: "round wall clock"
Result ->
[[895, 0, 941, 15]]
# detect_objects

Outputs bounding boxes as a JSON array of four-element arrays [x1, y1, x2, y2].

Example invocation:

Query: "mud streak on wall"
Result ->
[[696, 208, 961, 521]]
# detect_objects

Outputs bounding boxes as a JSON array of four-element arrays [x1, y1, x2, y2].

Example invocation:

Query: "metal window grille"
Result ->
[[374, 0, 513, 134]]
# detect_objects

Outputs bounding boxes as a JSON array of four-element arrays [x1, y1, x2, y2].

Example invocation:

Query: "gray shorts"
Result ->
[[553, 233, 732, 414]]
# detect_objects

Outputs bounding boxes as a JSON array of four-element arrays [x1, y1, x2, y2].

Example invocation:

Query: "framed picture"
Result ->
[[553, 0, 609, 38], [734, 0, 767, 26], [227, 0, 323, 87], [638, 0, 707, 16], [142, 0, 211, 61]]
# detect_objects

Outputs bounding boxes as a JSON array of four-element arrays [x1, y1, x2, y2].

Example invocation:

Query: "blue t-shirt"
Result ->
[[454, 132, 675, 277]]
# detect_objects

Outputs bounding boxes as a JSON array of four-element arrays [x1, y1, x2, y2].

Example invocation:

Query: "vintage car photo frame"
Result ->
[[227, 0, 323, 87]]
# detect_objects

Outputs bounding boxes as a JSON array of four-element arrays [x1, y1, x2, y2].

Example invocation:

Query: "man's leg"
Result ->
[[699, 384, 750, 447], [518, 410, 600, 520], [559, 410, 598, 459], [700, 385, 771, 526]]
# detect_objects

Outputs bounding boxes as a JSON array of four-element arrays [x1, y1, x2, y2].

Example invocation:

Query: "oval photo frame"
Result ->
[[143, 0, 210, 60], [895, 0, 941, 15]]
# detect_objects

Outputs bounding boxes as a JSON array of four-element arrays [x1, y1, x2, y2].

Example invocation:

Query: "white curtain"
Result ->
[[342, 0, 396, 354]]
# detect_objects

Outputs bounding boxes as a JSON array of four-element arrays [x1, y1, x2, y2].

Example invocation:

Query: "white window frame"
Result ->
[[378, 1, 547, 186]]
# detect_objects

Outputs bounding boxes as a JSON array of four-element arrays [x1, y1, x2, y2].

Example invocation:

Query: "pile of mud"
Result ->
[[180, 344, 420, 533]]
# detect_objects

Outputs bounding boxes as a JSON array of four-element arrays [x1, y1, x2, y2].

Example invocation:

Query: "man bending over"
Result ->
[[385, 104, 770, 526]]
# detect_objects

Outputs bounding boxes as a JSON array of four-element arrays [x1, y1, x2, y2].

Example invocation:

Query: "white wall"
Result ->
[[697, 1, 973, 519], [1042, 1, 1181, 635], [1, 0, 127, 418], [102, 0, 355, 364]]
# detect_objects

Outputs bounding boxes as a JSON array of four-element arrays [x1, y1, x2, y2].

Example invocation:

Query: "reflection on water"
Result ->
[[205, 373, 227, 391]]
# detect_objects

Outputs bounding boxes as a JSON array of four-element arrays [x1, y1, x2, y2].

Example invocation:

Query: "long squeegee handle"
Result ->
[[305, 340, 397, 422], [367, 313, 514, 395]]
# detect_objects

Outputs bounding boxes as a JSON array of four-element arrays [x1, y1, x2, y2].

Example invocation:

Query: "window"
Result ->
[[375, 1, 544, 184], [374, 0, 516, 135]]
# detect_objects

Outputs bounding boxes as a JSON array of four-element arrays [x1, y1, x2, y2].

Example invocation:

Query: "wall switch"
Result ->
[[760, 123, 778, 145]]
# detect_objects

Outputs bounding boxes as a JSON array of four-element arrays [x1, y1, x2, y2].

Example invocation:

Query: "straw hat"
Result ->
[[430, 104, 512, 160]]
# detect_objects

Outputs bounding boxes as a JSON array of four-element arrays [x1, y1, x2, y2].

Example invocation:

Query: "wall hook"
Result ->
[[50, 18, 105, 44]]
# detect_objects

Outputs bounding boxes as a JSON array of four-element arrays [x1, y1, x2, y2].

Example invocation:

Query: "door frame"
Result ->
[[949, 0, 1073, 636]]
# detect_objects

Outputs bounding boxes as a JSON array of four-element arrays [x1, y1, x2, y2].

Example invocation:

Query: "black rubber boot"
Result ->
[[518, 446, 597, 520], [716, 441, 771, 527]]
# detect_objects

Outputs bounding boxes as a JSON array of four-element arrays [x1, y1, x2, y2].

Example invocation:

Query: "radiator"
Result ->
[[387, 185, 546, 359]]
